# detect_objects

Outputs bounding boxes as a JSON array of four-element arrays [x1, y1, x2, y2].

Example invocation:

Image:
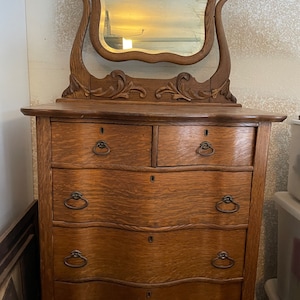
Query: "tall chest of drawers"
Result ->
[[21, 102, 285, 300]]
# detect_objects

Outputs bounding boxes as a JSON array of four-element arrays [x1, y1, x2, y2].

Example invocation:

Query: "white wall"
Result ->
[[0, 0, 33, 235], [25, 0, 300, 299]]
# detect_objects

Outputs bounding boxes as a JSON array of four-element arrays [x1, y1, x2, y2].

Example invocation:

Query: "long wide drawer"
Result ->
[[157, 125, 256, 167], [53, 227, 246, 282], [51, 122, 152, 167], [54, 280, 242, 300], [52, 169, 252, 226]]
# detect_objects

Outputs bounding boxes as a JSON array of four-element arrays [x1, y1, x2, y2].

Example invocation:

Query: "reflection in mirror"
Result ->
[[64, 0, 235, 102], [99, 0, 208, 56]]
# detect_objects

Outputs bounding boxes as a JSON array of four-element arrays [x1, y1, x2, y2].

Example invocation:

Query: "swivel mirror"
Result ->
[[63, 0, 237, 104], [90, 0, 214, 64]]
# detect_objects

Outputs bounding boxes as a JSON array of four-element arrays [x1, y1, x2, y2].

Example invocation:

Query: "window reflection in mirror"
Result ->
[[99, 0, 208, 56]]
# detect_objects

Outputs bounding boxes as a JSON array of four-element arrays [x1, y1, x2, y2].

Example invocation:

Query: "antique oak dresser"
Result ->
[[21, 0, 286, 299]]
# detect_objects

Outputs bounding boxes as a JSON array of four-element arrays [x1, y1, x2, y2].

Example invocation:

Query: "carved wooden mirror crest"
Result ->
[[62, 0, 237, 104]]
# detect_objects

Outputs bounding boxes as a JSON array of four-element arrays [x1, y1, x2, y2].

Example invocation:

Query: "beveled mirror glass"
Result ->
[[64, 0, 236, 104], [90, 0, 217, 64], [100, 0, 207, 56]]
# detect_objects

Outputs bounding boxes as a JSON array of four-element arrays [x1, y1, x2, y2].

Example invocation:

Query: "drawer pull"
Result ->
[[196, 141, 215, 156], [211, 251, 235, 269], [216, 195, 240, 214], [92, 140, 111, 156], [64, 192, 89, 210], [64, 250, 88, 268]]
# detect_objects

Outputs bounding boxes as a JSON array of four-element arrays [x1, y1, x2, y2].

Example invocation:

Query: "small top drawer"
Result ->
[[157, 125, 256, 167], [51, 122, 152, 167]]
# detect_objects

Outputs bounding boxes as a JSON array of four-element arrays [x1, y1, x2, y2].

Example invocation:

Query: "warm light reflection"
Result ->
[[100, 0, 208, 56], [122, 38, 132, 49]]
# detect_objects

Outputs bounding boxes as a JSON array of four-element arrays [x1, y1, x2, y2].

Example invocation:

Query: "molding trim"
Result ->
[[0, 200, 40, 299]]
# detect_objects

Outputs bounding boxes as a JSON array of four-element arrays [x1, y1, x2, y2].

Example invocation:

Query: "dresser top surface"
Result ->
[[21, 100, 286, 123]]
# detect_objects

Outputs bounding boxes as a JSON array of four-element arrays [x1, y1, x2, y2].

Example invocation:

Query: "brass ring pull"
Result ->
[[211, 251, 235, 269], [64, 192, 88, 210], [216, 195, 240, 214], [92, 140, 111, 156], [196, 141, 215, 156], [64, 250, 88, 268]]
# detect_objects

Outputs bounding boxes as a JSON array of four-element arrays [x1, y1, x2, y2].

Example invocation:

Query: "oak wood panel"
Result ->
[[36, 117, 54, 299], [52, 169, 252, 226], [242, 122, 272, 300], [157, 125, 256, 166], [20, 103, 286, 300], [51, 122, 152, 167], [54, 280, 242, 300], [21, 101, 287, 124], [53, 227, 246, 282]]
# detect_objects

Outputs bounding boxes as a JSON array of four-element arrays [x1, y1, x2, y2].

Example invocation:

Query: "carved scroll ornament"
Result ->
[[62, 0, 237, 105], [63, 70, 146, 99], [156, 72, 236, 103]]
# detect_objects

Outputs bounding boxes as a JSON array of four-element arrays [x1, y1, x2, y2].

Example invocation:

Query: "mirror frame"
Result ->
[[62, 0, 237, 105], [89, 0, 216, 65]]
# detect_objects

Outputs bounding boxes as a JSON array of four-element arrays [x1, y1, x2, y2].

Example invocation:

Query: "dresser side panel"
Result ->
[[242, 122, 272, 300], [36, 117, 54, 300]]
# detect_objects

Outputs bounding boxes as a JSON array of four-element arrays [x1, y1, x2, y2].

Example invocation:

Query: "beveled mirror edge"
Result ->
[[62, 0, 237, 105], [89, 0, 216, 65]]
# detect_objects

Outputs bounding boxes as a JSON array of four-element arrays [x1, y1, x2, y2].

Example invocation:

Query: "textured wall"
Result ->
[[224, 1, 300, 299], [26, 0, 300, 299]]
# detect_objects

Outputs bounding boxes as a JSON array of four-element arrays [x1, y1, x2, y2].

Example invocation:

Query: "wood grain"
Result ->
[[21, 101, 286, 123], [157, 125, 256, 166], [242, 122, 272, 300], [52, 169, 252, 227], [51, 122, 152, 167], [36, 117, 54, 299], [55, 280, 242, 300], [53, 227, 246, 282], [21, 103, 286, 300]]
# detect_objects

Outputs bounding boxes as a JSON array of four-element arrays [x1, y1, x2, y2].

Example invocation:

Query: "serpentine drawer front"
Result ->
[[157, 125, 256, 167], [54, 281, 243, 300], [50, 121, 251, 299], [21, 103, 285, 300], [53, 227, 246, 282], [52, 169, 252, 225]]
